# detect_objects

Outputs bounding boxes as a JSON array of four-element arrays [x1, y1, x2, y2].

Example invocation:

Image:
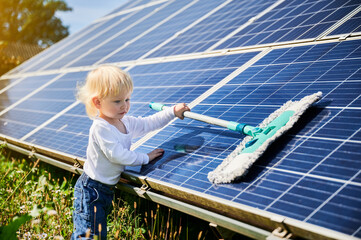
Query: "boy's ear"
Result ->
[[92, 97, 101, 109]]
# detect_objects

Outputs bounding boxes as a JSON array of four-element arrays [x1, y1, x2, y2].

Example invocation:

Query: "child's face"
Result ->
[[97, 91, 131, 121]]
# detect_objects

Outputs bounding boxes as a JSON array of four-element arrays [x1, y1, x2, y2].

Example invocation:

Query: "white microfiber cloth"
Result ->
[[208, 92, 322, 184]]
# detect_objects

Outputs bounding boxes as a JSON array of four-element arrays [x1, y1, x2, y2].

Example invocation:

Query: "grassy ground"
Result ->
[[0, 146, 216, 239]]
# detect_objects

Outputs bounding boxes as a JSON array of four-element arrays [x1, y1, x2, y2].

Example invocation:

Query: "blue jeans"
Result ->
[[71, 172, 115, 240]]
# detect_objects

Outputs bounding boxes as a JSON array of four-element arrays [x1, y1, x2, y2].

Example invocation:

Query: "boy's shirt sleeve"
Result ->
[[126, 106, 175, 138], [92, 121, 149, 166]]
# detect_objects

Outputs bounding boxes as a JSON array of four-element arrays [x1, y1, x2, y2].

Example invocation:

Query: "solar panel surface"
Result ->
[[215, 0, 361, 49], [148, 0, 278, 58], [328, 7, 361, 36], [99, 0, 222, 64], [133, 39, 361, 235], [0, 0, 360, 238]]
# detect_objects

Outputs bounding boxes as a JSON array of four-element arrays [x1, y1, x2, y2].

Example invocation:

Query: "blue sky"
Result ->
[[57, 0, 127, 34]]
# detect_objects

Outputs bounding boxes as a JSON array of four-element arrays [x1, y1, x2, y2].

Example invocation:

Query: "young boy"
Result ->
[[72, 65, 190, 239]]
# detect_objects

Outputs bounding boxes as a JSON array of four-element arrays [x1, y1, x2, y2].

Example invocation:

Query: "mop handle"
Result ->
[[149, 102, 257, 136]]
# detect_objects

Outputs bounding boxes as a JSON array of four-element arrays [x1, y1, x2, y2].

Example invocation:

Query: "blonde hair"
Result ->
[[77, 65, 133, 118]]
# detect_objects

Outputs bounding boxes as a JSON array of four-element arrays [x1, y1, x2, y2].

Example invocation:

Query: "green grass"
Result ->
[[0, 145, 215, 239]]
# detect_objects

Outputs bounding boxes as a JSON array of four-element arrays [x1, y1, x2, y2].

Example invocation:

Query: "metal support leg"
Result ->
[[209, 223, 224, 240]]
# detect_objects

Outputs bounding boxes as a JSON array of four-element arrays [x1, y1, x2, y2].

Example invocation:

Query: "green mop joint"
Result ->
[[226, 121, 246, 133], [150, 91, 322, 184]]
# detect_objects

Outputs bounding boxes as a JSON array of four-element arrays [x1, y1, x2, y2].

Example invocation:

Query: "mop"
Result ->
[[150, 91, 322, 184]]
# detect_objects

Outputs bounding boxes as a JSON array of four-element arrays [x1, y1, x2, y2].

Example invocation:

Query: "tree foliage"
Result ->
[[0, 0, 72, 48]]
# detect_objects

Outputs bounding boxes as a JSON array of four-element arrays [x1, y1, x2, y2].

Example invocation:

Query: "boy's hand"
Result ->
[[174, 103, 190, 120], [147, 148, 164, 162]]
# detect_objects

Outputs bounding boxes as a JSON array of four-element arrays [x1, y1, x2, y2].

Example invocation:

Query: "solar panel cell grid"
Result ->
[[101, 0, 222, 64], [14, 72, 87, 109], [0, 75, 58, 111], [14, 99, 72, 113], [329, 10, 361, 36], [68, 0, 190, 68], [129, 52, 257, 86], [1, 108, 53, 127], [0, 72, 86, 141], [148, 0, 277, 58], [0, 119, 34, 139], [217, 0, 361, 49], [25, 114, 91, 157], [267, 177, 343, 218]]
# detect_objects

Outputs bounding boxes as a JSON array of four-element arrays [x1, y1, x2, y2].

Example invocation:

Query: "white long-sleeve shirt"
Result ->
[[84, 107, 175, 185]]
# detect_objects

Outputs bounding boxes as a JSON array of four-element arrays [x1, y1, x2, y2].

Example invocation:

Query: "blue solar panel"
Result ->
[[216, 0, 361, 49], [26, 113, 91, 157], [148, 0, 277, 58], [130, 39, 361, 237], [0, 75, 57, 110], [0, 72, 86, 139], [0, 120, 34, 139], [329, 10, 361, 36], [68, 0, 197, 67], [99, 0, 223, 64], [1, 0, 360, 238]]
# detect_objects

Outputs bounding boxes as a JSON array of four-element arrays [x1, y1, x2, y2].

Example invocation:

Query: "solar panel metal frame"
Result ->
[[0, 1, 360, 239]]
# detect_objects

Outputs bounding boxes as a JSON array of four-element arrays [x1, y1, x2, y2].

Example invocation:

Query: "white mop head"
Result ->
[[208, 92, 322, 184]]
